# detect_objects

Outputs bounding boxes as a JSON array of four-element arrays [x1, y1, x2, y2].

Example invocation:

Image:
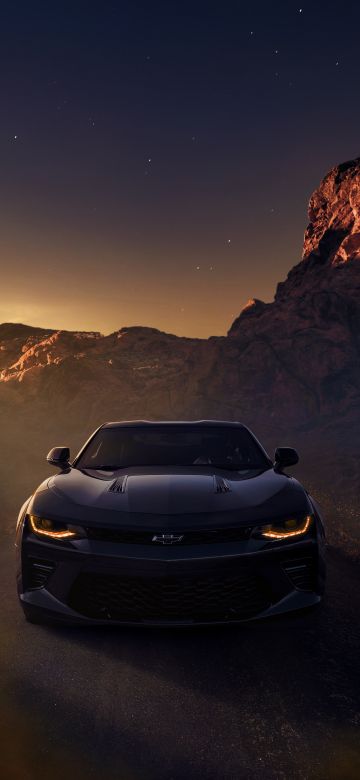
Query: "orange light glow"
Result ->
[[261, 515, 313, 539], [29, 515, 77, 539]]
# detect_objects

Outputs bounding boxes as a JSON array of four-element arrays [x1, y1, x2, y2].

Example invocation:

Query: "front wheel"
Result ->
[[21, 603, 50, 625]]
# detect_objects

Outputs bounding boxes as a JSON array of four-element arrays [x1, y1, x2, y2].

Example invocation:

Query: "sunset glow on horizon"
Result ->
[[1, 2, 360, 337]]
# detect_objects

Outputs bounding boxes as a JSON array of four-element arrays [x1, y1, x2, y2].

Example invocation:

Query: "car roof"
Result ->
[[102, 420, 247, 429]]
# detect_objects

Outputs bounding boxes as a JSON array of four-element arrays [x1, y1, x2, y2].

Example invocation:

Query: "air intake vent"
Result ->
[[109, 475, 128, 493], [69, 571, 271, 622], [28, 559, 55, 589], [282, 557, 317, 591], [214, 476, 231, 494]]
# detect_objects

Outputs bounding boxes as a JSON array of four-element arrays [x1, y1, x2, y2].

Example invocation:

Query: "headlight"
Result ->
[[28, 515, 86, 540], [252, 514, 313, 540]]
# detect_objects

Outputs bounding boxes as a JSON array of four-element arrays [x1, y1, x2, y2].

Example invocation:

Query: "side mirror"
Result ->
[[274, 447, 299, 470], [47, 446, 71, 470]]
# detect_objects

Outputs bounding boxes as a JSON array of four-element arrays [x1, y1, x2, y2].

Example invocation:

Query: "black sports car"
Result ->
[[16, 420, 326, 625]]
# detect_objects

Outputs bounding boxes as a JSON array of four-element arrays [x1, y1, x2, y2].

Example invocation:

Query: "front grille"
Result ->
[[68, 571, 271, 622], [27, 559, 55, 589], [85, 526, 252, 545], [282, 556, 317, 591]]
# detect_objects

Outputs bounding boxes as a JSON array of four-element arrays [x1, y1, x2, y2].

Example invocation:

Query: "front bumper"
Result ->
[[18, 534, 325, 626]]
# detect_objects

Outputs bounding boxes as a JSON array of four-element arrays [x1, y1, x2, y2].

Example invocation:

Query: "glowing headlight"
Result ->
[[28, 515, 86, 540], [252, 514, 313, 540]]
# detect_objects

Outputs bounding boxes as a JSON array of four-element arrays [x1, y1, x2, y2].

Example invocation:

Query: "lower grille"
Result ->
[[69, 571, 271, 622], [28, 559, 55, 589], [282, 557, 317, 591]]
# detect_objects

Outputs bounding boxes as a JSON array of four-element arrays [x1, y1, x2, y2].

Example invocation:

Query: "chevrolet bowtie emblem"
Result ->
[[152, 533, 184, 545]]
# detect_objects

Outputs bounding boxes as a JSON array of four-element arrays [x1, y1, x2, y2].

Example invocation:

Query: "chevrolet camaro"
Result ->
[[16, 420, 326, 625]]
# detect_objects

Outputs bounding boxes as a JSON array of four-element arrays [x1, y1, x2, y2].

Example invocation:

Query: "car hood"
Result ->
[[30, 466, 311, 528]]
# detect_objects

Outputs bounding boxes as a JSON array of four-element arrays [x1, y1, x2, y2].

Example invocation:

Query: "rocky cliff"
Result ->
[[1, 157, 360, 554]]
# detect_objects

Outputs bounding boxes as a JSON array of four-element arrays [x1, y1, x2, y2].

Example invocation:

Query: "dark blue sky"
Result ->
[[1, 1, 359, 336]]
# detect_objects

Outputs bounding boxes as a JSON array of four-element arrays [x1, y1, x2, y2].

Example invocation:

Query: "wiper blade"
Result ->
[[82, 464, 125, 471], [210, 463, 268, 471], [81, 463, 269, 471]]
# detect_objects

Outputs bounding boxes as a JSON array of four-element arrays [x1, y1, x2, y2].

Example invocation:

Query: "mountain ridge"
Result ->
[[2, 157, 360, 385]]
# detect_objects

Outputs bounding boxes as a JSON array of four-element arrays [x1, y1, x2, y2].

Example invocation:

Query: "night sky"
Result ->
[[1, 1, 360, 337]]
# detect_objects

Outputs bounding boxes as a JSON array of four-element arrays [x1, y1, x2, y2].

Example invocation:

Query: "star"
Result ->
[[226, 239, 231, 245], [13, 135, 18, 140], [335, 61, 339, 66], [299, 8, 303, 13], [195, 266, 200, 270]]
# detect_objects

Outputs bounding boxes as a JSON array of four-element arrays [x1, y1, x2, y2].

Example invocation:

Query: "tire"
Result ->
[[21, 604, 49, 625]]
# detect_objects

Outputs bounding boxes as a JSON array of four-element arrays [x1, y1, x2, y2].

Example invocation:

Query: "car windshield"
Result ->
[[76, 425, 270, 471]]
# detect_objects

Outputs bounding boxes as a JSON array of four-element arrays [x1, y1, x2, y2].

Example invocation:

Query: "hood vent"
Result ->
[[214, 475, 231, 494], [109, 474, 230, 494], [109, 475, 128, 493]]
